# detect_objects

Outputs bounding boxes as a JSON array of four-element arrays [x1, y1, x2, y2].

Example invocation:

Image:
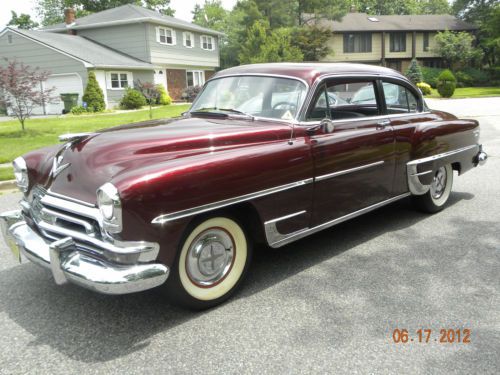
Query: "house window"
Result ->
[[186, 70, 205, 87], [183, 32, 194, 48], [390, 33, 406, 52], [157, 27, 176, 45], [423, 32, 429, 51], [7, 35, 13, 44], [343, 33, 372, 53], [108, 72, 132, 89], [200, 35, 214, 51]]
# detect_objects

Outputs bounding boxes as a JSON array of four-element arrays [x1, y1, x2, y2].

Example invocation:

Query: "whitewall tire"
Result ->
[[167, 216, 252, 309], [412, 164, 453, 213]]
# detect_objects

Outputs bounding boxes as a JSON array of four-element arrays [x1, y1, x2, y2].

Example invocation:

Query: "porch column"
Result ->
[[381, 32, 386, 66], [412, 31, 416, 59]]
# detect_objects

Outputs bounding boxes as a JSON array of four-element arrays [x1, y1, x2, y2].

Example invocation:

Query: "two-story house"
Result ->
[[0, 4, 222, 113], [318, 11, 477, 72]]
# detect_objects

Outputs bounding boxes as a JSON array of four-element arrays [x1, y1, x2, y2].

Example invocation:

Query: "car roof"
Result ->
[[212, 63, 408, 87]]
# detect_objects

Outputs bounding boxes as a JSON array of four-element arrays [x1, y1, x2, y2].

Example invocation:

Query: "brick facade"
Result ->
[[205, 70, 215, 81], [167, 69, 187, 101]]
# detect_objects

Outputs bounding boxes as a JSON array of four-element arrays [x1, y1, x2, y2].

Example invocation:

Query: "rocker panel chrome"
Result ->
[[264, 210, 307, 244], [266, 193, 410, 247]]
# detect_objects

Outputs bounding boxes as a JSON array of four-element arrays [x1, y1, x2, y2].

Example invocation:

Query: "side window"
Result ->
[[306, 80, 380, 121], [382, 82, 419, 114]]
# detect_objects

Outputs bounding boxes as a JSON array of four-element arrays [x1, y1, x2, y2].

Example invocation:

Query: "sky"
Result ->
[[0, 0, 237, 29]]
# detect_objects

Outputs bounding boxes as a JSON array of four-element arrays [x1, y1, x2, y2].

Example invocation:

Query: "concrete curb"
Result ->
[[0, 180, 17, 191]]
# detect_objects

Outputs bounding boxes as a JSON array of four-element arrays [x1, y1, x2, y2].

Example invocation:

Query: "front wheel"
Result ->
[[412, 164, 453, 213], [165, 216, 252, 310]]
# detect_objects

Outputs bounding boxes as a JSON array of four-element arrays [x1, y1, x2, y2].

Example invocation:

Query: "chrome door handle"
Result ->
[[377, 119, 391, 129]]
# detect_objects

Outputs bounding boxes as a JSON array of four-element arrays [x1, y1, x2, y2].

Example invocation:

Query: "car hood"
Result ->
[[41, 116, 291, 203]]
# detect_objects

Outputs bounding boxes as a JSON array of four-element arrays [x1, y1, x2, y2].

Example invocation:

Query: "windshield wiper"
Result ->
[[190, 107, 254, 119]]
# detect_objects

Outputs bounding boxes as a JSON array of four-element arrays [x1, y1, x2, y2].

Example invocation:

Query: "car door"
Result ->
[[378, 79, 431, 196], [304, 77, 396, 226]]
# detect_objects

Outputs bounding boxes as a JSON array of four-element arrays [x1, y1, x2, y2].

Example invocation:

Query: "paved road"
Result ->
[[0, 98, 499, 374]]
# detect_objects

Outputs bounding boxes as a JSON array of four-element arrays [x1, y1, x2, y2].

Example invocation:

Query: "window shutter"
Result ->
[[172, 29, 177, 45], [155, 27, 160, 43]]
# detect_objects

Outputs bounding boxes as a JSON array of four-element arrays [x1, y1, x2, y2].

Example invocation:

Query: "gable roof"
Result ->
[[42, 4, 224, 36], [318, 12, 478, 32], [4, 27, 154, 70]]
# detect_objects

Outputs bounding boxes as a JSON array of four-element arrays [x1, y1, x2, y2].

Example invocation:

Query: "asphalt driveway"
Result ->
[[0, 98, 499, 374]]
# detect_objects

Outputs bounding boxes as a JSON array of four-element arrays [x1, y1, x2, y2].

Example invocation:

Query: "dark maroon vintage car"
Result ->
[[1, 63, 487, 308]]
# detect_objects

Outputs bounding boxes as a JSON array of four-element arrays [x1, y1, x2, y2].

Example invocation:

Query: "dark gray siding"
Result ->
[[146, 23, 219, 67], [78, 23, 150, 62], [0, 30, 88, 86]]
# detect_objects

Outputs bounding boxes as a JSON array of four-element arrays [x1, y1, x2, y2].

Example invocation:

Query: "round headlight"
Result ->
[[13, 157, 28, 192], [97, 183, 122, 234], [98, 190, 114, 220]]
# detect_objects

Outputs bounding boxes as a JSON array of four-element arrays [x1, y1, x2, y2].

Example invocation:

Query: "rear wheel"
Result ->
[[412, 164, 453, 213], [165, 216, 252, 309]]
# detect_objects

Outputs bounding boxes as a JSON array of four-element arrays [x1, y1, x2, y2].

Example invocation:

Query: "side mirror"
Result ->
[[320, 118, 335, 133], [306, 118, 335, 135]]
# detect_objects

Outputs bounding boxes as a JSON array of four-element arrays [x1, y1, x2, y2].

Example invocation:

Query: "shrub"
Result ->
[[82, 71, 105, 112], [459, 68, 490, 86], [405, 59, 423, 84], [437, 69, 456, 98], [70, 105, 88, 115], [417, 82, 432, 96], [181, 85, 203, 102], [421, 67, 443, 88], [119, 88, 147, 109], [455, 71, 473, 87], [156, 84, 172, 105]]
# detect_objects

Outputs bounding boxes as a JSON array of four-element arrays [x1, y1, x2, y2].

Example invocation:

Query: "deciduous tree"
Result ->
[[433, 30, 484, 69], [0, 59, 55, 130], [7, 11, 39, 29], [36, 0, 174, 26]]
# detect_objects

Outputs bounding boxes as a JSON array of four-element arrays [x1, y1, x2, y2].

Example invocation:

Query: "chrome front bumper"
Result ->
[[0, 210, 169, 294]]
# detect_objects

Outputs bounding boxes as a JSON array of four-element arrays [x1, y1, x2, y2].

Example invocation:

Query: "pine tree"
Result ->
[[405, 59, 424, 84], [82, 71, 105, 112]]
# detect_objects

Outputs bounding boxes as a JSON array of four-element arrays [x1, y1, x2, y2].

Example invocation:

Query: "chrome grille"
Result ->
[[21, 185, 160, 264]]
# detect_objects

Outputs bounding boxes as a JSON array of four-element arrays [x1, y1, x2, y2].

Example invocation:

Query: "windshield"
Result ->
[[190, 76, 307, 121]]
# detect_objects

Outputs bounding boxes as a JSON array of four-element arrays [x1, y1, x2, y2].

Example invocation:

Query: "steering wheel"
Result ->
[[272, 102, 297, 111]]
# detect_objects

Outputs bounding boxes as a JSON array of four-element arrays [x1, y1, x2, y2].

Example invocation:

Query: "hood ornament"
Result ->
[[51, 154, 70, 178]]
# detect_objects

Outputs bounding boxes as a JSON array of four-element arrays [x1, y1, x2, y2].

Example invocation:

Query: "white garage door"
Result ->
[[43, 73, 84, 115]]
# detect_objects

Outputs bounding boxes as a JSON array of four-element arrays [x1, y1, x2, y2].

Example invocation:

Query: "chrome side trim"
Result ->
[[299, 112, 432, 127], [315, 161, 384, 182], [407, 145, 477, 166], [152, 178, 314, 224], [407, 145, 478, 195], [264, 210, 307, 245], [267, 193, 411, 248]]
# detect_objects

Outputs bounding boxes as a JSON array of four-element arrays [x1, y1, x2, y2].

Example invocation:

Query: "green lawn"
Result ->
[[0, 166, 14, 182], [0, 104, 190, 164], [426, 86, 500, 99]]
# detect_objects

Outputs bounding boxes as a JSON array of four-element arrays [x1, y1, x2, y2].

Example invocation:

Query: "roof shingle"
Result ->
[[42, 4, 223, 36], [317, 12, 478, 32], [9, 28, 154, 70]]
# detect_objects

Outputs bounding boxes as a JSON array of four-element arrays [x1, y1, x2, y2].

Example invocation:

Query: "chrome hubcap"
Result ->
[[430, 167, 447, 199], [186, 228, 235, 287]]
